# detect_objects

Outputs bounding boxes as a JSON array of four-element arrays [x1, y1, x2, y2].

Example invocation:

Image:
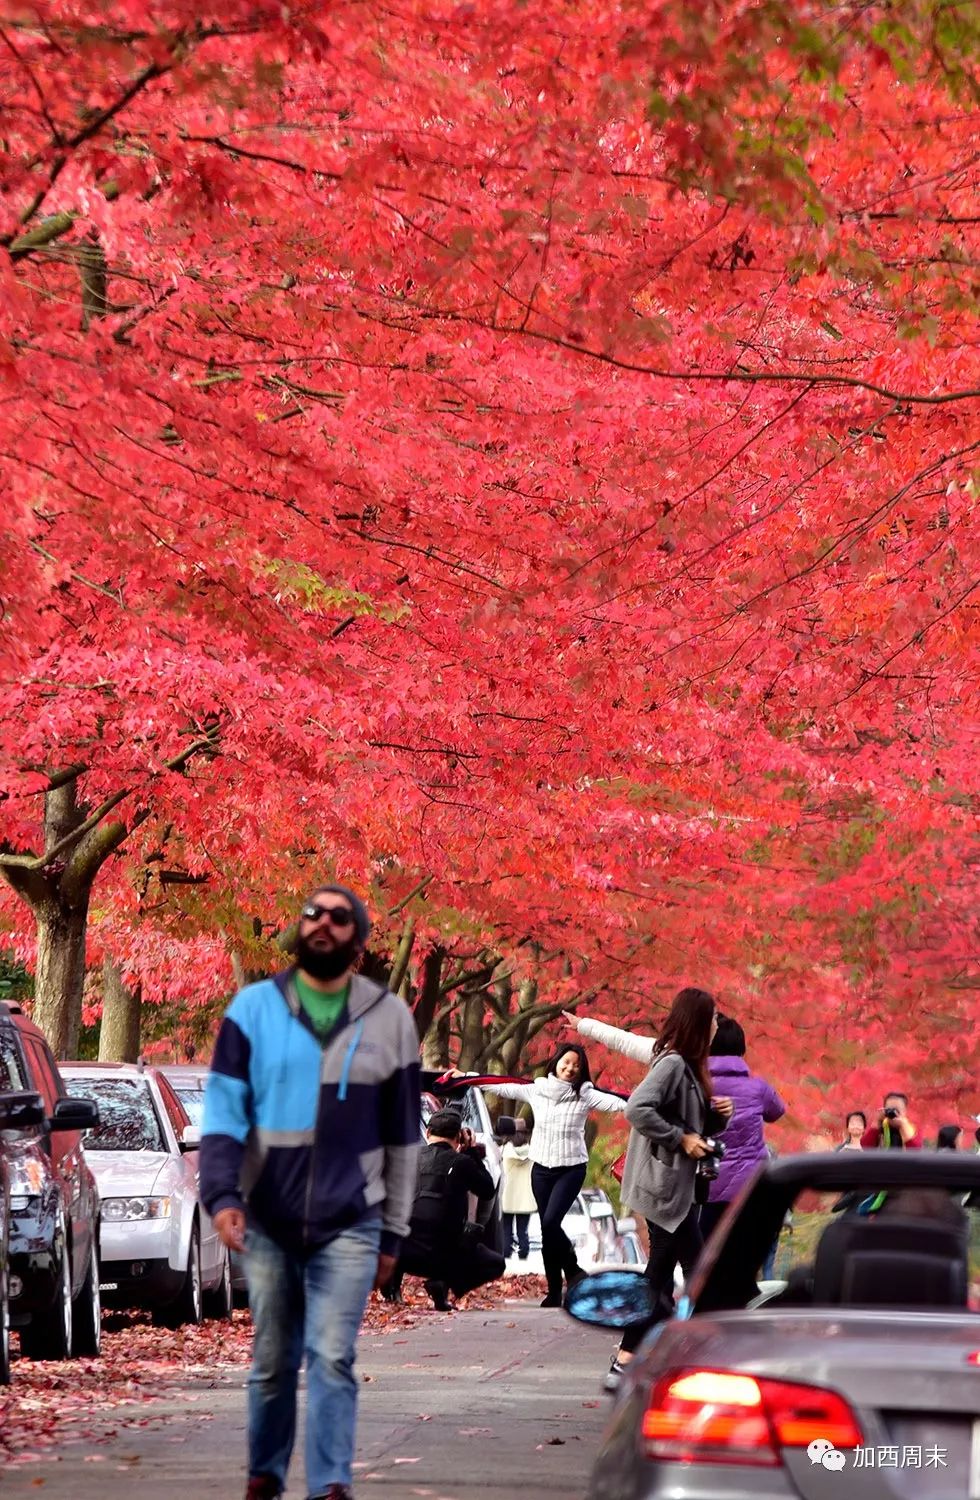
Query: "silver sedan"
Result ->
[[62, 1063, 231, 1325], [568, 1151, 980, 1500]]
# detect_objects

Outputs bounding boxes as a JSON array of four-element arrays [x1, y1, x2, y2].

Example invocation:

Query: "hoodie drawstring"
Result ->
[[338, 1018, 365, 1102]]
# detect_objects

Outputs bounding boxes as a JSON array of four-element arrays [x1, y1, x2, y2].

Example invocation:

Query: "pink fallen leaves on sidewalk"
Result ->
[[2, 1279, 549, 1464]]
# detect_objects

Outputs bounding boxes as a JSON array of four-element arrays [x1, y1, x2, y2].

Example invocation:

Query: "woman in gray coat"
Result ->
[[609, 987, 732, 1386]]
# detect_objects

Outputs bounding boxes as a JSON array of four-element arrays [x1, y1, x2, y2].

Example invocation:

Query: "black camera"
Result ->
[[883, 1107, 900, 1120], [696, 1136, 727, 1182]]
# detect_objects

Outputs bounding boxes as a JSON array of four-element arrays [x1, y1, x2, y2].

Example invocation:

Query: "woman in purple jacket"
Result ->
[[697, 1015, 786, 1239]]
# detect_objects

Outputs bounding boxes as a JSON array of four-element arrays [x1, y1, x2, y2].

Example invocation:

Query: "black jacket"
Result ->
[[408, 1142, 495, 1252]]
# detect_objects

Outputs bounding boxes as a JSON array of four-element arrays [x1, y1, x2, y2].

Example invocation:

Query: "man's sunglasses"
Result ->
[[300, 903, 356, 929]]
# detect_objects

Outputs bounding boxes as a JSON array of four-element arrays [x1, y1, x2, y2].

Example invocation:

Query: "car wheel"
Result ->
[[160, 1223, 202, 1328], [203, 1247, 233, 1320], [21, 1219, 72, 1361], [71, 1234, 101, 1358], [0, 1254, 10, 1385]]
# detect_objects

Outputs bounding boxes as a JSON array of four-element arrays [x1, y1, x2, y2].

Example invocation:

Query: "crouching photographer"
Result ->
[[862, 1092, 922, 1150], [386, 1109, 505, 1311], [606, 988, 732, 1390]]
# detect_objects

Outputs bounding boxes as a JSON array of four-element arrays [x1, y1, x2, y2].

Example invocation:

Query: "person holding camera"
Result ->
[[861, 1092, 922, 1149], [389, 1109, 505, 1311], [609, 988, 732, 1388]]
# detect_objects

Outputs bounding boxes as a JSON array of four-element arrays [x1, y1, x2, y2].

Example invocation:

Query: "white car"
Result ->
[[62, 1063, 231, 1325], [506, 1188, 646, 1275], [160, 1063, 248, 1301], [160, 1063, 209, 1130]]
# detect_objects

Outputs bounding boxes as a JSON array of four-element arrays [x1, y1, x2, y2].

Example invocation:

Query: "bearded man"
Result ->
[[201, 885, 421, 1500]]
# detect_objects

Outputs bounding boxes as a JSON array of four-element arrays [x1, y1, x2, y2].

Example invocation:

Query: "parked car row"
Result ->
[[1, 1043, 524, 1379], [62, 1062, 232, 1324], [0, 1005, 232, 1383], [0, 1002, 101, 1378]]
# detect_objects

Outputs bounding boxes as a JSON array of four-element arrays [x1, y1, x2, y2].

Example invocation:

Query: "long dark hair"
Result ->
[[936, 1124, 962, 1151], [651, 987, 715, 1101], [545, 1043, 592, 1097]]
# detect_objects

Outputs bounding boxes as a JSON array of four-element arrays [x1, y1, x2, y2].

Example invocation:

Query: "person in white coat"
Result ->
[[453, 1044, 626, 1306], [500, 1120, 535, 1258]]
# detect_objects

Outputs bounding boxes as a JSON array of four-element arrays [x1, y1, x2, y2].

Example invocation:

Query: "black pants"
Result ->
[[531, 1162, 586, 1299], [698, 1200, 727, 1239], [394, 1236, 506, 1300], [700, 1200, 780, 1277], [502, 1212, 531, 1257], [619, 1204, 703, 1354]]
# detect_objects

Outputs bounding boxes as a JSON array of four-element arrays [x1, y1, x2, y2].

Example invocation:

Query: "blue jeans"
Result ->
[[245, 1218, 380, 1495], [502, 1211, 530, 1256]]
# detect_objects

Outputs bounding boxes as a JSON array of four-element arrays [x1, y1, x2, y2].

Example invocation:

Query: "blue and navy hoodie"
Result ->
[[200, 969, 421, 1256]]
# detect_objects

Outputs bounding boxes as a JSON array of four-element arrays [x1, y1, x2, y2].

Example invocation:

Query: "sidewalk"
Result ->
[[2, 1302, 614, 1498]]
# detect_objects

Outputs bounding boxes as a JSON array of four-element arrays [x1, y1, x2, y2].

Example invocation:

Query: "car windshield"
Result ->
[[695, 1163, 980, 1315], [420, 1087, 484, 1138], [172, 1086, 205, 1126], [0, 1028, 27, 1091], [65, 1077, 165, 1152]]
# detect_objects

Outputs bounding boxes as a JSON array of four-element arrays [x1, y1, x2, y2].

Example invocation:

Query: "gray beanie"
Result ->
[[310, 883, 371, 946]]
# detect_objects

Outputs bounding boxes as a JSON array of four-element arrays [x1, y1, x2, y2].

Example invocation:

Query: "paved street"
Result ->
[[3, 1303, 614, 1498]]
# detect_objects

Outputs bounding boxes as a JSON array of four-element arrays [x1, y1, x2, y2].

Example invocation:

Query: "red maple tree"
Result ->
[[0, 2, 976, 1130]]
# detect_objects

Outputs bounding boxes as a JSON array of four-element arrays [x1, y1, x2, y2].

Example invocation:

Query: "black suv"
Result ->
[[0, 1003, 101, 1361]]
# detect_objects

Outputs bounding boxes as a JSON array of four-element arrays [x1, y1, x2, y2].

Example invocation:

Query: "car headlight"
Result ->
[[102, 1196, 172, 1221], [8, 1156, 46, 1206]]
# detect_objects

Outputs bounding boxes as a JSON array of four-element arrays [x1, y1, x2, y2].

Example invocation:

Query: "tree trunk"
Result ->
[[1, 777, 131, 1058], [33, 897, 90, 1059], [497, 975, 538, 1075], [457, 985, 486, 1072], [389, 919, 415, 996], [422, 1007, 451, 1070], [413, 947, 444, 1045], [99, 957, 142, 1061]]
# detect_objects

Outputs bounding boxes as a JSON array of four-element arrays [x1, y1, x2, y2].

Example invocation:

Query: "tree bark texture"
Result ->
[[99, 957, 142, 1061], [33, 898, 89, 1059]]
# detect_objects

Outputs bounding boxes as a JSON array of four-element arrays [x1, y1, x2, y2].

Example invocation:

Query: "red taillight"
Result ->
[[641, 1368, 862, 1466], [967, 1351, 980, 1366]]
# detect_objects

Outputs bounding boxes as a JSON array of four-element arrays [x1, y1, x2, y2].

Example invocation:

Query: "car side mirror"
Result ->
[[0, 1090, 47, 1130], [180, 1124, 202, 1151], [564, 1269, 658, 1330], [50, 1096, 100, 1131]]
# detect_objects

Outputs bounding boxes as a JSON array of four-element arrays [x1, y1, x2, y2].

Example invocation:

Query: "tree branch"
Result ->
[[386, 875, 433, 918], [0, 727, 221, 875]]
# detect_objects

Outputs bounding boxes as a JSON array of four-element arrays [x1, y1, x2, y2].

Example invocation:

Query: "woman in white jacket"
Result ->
[[454, 1044, 626, 1305], [501, 1122, 535, 1258]]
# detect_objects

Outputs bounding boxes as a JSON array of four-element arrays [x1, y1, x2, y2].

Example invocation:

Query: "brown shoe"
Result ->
[[246, 1477, 282, 1500]]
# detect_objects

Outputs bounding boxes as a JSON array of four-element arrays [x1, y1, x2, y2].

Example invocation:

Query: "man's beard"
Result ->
[[295, 932, 359, 981]]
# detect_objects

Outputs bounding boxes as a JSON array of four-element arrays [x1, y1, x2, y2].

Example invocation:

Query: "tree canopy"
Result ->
[[1, 1, 977, 1126]]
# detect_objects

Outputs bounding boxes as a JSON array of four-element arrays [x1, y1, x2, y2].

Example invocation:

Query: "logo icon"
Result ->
[[807, 1437, 847, 1470]]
